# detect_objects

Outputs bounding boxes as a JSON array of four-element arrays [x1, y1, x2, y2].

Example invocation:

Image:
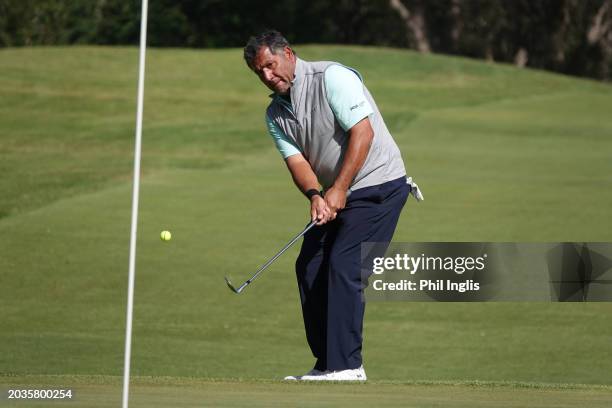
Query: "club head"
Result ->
[[224, 276, 242, 294]]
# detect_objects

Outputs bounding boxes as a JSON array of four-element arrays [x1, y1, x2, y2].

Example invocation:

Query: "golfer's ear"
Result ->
[[285, 46, 295, 60]]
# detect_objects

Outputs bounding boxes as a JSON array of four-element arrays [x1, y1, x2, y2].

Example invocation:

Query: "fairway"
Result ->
[[1, 46, 611, 406], [2, 375, 612, 408]]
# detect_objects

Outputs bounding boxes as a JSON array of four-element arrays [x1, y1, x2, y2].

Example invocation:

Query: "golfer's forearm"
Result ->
[[333, 119, 374, 191], [285, 155, 320, 195]]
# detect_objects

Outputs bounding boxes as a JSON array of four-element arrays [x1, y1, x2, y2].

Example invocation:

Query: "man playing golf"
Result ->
[[243, 30, 421, 381]]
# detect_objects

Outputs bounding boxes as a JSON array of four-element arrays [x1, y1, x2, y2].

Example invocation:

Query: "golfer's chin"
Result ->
[[270, 82, 290, 95]]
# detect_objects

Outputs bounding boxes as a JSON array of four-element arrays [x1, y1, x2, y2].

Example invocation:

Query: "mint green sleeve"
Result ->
[[265, 114, 302, 159], [324, 65, 374, 131]]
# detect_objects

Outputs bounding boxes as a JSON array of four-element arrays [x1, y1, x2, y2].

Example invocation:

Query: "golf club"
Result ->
[[225, 220, 318, 294]]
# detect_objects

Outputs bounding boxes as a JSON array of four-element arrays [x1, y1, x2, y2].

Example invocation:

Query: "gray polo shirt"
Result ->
[[265, 58, 406, 192]]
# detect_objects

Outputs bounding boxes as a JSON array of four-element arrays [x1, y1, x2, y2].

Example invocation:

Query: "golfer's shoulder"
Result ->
[[300, 59, 341, 77], [265, 99, 284, 120], [324, 64, 362, 86]]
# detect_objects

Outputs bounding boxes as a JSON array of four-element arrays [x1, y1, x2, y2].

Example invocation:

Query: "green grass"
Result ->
[[1, 45, 612, 406], [2, 375, 612, 408]]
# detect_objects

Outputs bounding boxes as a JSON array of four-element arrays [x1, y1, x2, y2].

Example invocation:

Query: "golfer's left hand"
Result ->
[[324, 186, 347, 220]]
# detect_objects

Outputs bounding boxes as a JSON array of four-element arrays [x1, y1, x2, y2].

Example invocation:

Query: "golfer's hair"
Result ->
[[244, 29, 294, 70]]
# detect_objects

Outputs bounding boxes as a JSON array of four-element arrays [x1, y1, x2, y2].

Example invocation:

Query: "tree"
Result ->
[[1, 0, 611, 80], [389, 0, 431, 52]]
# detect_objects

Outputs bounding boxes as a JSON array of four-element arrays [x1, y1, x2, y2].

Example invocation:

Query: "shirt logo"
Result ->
[[350, 101, 366, 111]]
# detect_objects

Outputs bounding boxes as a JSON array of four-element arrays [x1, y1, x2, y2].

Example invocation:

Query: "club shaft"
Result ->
[[241, 221, 317, 289]]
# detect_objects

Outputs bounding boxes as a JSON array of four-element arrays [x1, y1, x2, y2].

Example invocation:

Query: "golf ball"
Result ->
[[160, 230, 172, 241]]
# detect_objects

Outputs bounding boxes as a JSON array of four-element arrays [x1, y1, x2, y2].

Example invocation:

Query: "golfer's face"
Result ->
[[252, 46, 295, 95]]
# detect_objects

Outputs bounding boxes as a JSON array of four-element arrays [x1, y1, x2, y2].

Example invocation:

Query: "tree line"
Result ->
[[1, 0, 611, 80]]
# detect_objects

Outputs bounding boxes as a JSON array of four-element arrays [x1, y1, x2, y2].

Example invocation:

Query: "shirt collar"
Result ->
[[292, 57, 305, 87]]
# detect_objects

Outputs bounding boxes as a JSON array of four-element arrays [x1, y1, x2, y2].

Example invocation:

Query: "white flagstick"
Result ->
[[122, 0, 149, 407]]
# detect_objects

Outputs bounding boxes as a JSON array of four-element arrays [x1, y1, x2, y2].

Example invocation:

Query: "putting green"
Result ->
[[2, 375, 611, 408], [1, 46, 611, 406]]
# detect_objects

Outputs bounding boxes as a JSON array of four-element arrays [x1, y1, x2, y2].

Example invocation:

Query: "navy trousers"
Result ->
[[295, 176, 410, 371]]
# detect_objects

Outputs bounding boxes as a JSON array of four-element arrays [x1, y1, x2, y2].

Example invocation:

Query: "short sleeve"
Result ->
[[265, 114, 301, 159], [324, 65, 374, 131]]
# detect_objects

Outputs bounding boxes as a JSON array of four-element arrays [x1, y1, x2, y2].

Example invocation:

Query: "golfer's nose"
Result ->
[[263, 68, 274, 82]]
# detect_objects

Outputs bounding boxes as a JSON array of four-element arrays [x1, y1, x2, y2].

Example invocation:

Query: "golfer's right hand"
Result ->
[[310, 195, 332, 225]]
